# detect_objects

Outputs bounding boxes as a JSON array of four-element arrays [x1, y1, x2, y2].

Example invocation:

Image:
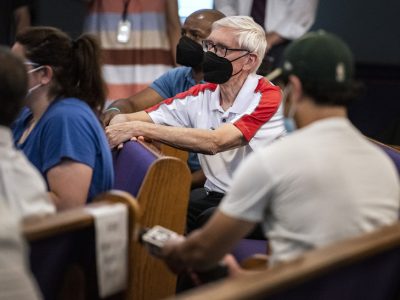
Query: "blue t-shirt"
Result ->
[[12, 98, 114, 202], [150, 66, 202, 172]]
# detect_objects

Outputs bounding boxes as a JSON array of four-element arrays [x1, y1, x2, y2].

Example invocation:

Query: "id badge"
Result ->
[[117, 20, 131, 43]]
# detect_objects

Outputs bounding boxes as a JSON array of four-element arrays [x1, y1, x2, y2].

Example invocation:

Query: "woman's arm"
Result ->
[[47, 159, 93, 211]]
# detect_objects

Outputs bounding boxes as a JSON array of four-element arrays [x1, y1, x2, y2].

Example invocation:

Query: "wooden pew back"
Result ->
[[23, 190, 139, 300], [113, 140, 191, 299], [171, 223, 400, 300]]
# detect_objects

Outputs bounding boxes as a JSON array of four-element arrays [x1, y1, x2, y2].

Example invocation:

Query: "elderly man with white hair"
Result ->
[[106, 16, 285, 232]]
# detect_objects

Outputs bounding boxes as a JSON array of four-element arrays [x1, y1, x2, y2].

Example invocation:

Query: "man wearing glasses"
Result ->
[[106, 16, 285, 232]]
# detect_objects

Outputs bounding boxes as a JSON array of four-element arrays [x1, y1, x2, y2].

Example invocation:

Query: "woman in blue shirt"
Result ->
[[12, 26, 113, 211]]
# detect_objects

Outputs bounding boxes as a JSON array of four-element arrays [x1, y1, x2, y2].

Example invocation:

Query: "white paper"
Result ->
[[86, 203, 128, 298]]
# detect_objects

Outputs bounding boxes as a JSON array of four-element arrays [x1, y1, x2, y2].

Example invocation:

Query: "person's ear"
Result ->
[[243, 53, 257, 71], [39, 65, 53, 85], [288, 75, 303, 104]]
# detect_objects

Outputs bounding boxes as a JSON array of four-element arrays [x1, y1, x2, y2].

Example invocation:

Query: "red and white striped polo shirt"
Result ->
[[146, 74, 285, 193]]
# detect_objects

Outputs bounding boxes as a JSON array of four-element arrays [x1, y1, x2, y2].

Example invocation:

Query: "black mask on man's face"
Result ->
[[203, 51, 249, 84], [176, 36, 204, 68]]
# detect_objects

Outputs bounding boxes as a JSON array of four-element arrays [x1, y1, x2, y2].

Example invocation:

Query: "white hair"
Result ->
[[212, 16, 267, 72]]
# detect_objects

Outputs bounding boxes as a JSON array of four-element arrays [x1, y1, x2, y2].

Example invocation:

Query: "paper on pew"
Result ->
[[86, 203, 128, 298]]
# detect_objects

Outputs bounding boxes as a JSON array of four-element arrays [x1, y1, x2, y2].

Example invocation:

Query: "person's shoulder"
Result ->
[[255, 76, 281, 93], [174, 82, 218, 99], [48, 98, 93, 116], [258, 131, 310, 161], [44, 98, 99, 126], [165, 66, 192, 77]]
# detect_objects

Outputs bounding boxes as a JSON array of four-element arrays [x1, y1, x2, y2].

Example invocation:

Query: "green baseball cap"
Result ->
[[268, 30, 354, 91]]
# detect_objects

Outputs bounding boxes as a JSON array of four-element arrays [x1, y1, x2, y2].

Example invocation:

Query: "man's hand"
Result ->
[[105, 121, 142, 148], [160, 236, 187, 274]]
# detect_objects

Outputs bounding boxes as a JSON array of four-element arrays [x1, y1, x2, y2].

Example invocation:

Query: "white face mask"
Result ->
[[26, 66, 44, 97], [26, 83, 42, 97], [282, 84, 297, 133], [27, 65, 44, 74]]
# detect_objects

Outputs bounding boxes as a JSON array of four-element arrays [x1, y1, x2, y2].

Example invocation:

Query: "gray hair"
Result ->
[[212, 16, 267, 72]]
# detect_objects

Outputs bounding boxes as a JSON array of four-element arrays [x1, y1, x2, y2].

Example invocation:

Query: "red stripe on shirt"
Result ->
[[145, 83, 218, 113], [233, 78, 282, 142]]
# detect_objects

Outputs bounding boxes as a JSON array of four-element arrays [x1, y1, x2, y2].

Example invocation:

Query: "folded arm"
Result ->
[[102, 88, 164, 126], [106, 119, 247, 154]]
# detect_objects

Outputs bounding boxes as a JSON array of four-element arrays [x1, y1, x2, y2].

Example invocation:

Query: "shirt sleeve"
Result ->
[[146, 84, 211, 128], [149, 69, 176, 99], [233, 78, 282, 142], [219, 150, 275, 222], [39, 111, 98, 174]]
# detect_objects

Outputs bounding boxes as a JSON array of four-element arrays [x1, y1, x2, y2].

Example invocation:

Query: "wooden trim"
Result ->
[[23, 191, 140, 300], [23, 190, 140, 242], [171, 222, 400, 300], [132, 147, 191, 300], [93, 190, 140, 300], [23, 205, 96, 241]]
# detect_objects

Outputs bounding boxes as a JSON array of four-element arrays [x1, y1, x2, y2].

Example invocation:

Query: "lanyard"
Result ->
[[122, 0, 131, 21]]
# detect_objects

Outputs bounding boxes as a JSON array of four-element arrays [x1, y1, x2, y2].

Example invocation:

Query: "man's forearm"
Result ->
[[163, 211, 256, 272], [106, 118, 245, 152], [129, 121, 223, 154]]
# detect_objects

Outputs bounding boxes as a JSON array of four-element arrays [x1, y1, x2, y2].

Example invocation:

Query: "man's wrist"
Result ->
[[105, 107, 121, 113]]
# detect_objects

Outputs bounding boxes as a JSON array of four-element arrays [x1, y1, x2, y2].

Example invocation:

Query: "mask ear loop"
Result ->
[[230, 52, 251, 77], [27, 65, 44, 74], [283, 84, 297, 119]]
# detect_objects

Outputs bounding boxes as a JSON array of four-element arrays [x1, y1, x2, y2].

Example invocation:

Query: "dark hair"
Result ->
[[280, 75, 364, 107], [302, 80, 364, 107], [0, 47, 27, 126], [15, 26, 106, 115]]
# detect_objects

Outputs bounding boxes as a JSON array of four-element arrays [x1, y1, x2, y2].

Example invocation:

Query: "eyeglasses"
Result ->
[[202, 40, 250, 58], [24, 61, 41, 67]]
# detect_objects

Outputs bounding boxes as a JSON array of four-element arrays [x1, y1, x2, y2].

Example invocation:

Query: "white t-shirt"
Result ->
[[220, 118, 400, 265], [0, 126, 55, 218], [214, 0, 319, 40], [146, 74, 286, 193], [0, 202, 42, 300]]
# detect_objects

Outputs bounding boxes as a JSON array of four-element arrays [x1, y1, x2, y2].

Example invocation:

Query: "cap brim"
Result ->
[[265, 68, 283, 81]]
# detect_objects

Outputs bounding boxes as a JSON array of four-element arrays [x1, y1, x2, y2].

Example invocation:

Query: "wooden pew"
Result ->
[[158, 143, 189, 163], [113, 140, 192, 299], [169, 222, 400, 300], [23, 190, 139, 300]]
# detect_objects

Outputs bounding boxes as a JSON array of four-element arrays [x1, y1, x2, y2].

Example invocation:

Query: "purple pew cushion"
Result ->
[[377, 143, 400, 175], [231, 239, 268, 263], [113, 141, 157, 197]]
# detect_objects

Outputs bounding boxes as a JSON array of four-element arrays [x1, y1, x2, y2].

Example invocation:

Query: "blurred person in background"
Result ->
[[0, 46, 54, 218], [0, 0, 31, 46], [84, 0, 181, 102], [215, 0, 319, 74]]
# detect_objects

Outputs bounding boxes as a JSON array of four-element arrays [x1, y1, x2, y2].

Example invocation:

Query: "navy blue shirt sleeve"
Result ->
[[150, 70, 176, 99], [150, 66, 193, 99]]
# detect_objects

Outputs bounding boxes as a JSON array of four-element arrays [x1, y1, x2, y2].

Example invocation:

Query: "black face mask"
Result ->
[[176, 36, 204, 68], [203, 51, 249, 84]]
